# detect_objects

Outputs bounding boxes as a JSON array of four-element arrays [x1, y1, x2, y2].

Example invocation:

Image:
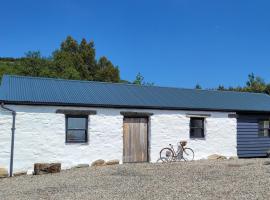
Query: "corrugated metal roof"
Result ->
[[1, 74, 270, 112]]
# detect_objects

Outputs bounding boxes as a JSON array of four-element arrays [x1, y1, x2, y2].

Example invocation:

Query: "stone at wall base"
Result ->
[[105, 159, 120, 165], [0, 168, 8, 178], [207, 154, 227, 160], [75, 164, 89, 168], [91, 159, 105, 167], [263, 161, 270, 165], [14, 171, 27, 177], [34, 163, 61, 175]]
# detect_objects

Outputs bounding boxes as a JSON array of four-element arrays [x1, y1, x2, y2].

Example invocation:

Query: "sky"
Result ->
[[1, 0, 270, 88]]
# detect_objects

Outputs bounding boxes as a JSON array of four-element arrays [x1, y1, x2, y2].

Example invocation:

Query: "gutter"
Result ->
[[1, 103, 16, 177]]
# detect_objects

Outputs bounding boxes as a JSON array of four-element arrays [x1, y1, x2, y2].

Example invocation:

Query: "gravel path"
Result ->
[[1, 159, 270, 200]]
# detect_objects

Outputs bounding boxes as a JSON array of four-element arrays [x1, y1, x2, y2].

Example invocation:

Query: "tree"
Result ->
[[133, 73, 154, 86], [214, 73, 268, 94], [53, 36, 89, 80], [60, 36, 79, 53], [265, 84, 270, 95], [95, 56, 120, 82], [51, 36, 120, 82], [0, 35, 147, 84], [245, 73, 266, 93], [0, 61, 20, 81], [195, 84, 202, 89], [19, 51, 52, 77], [133, 73, 144, 85], [217, 85, 225, 91], [52, 51, 80, 79], [79, 39, 96, 79]]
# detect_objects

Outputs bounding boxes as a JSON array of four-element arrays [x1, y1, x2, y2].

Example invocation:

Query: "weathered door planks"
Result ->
[[123, 117, 148, 163]]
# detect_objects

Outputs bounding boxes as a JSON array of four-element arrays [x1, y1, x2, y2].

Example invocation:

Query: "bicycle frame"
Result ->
[[159, 140, 194, 163], [169, 143, 184, 161]]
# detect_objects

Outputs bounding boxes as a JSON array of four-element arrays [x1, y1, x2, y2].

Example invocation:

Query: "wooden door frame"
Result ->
[[121, 112, 152, 163]]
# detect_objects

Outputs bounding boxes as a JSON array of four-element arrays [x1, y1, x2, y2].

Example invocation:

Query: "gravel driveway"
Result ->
[[1, 158, 270, 200]]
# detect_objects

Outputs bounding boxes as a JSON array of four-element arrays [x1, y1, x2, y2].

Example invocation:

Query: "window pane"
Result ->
[[258, 120, 270, 137], [190, 128, 204, 138], [259, 121, 270, 129], [190, 118, 204, 128], [67, 117, 87, 129], [67, 130, 86, 142], [259, 129, 269, 137]]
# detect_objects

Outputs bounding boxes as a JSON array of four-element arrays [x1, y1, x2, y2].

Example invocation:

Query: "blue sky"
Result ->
[[1, 0, 270, 88]]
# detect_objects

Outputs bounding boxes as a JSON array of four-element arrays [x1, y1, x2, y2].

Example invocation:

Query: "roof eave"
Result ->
[[1, 100, 270, 114]]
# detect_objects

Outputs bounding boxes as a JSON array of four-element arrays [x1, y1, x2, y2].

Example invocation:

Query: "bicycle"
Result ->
[[158, 140, 194, 162]]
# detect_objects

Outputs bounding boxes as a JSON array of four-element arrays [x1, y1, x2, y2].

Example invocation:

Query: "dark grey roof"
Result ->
[[1, 74, 270, 112]]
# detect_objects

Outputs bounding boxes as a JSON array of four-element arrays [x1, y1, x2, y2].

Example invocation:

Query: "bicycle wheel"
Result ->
[[182, 148, 194, 161], [160, 148, 174, 162]]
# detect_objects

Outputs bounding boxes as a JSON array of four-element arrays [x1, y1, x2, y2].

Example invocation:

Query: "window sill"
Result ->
[[65, 141, 89, 145], [190, 137, 205, 140]]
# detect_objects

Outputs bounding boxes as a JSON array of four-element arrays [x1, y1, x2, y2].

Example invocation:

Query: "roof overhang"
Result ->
[[2, 100, 270, 114]]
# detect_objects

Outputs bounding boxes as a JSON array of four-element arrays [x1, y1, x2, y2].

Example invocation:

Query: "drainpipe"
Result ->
[[1, 103, 16, 177]]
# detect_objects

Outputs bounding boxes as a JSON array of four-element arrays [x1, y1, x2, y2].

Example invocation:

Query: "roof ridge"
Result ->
[[2, 74, 269, 97]]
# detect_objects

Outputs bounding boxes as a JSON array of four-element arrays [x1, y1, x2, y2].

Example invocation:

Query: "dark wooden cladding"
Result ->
[[237, 114, 270, 158], [228, 113, 238, 118], [120, 111, 153, 117], [123, 117, 148, 163], [56, 109, 97, 115], [186, 113, 211, 117]]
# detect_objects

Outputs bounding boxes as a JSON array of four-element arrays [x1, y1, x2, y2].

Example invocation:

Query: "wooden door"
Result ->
[[123, 117, 148, 163]]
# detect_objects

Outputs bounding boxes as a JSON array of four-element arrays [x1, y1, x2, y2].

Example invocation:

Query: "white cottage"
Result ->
[[1, 75, 270, 176]]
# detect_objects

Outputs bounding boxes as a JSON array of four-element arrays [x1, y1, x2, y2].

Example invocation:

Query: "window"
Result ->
[[66, 115, 88, 143], [259, 120, 270, 137], [190, 117, 205, 138]]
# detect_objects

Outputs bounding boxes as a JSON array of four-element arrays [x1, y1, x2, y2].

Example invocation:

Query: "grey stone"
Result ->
[[75, 164, 89, 168], [263, 161, 270, 165]]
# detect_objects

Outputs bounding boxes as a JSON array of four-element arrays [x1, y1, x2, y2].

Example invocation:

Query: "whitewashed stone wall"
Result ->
[[0, 105, 237, 173], [150, 111, 237, 161]]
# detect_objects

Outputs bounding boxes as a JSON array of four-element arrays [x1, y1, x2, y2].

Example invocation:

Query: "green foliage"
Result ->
[[133, 73, 154, 86], [195, 84, 202, 89], [0, 61, 20, 80], [0, 36, 121, 83], [226, 73, 270, 94], [133, 73, 144, 85], [217, 85, 225, 91], [207, 73, 270, 95], [95, 57, 120, 82], [1, 36, 267, 95], [244, 73, 266, 93], [18, 51, 53, 77], [52, 36, 120, 82]]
